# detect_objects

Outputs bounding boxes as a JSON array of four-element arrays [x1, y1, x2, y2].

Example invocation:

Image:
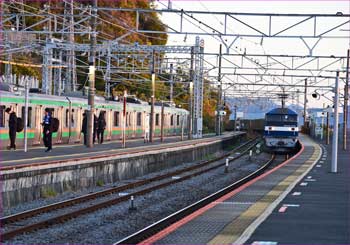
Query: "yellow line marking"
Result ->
[[208, 140, 321, 244]]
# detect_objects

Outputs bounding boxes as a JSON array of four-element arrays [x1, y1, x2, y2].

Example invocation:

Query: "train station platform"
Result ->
[[0, 132, 242, 170], [141, 134, 349, 244], [245, 133, 350, 244]]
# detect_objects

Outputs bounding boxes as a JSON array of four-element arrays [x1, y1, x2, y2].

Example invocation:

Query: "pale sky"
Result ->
[[156, 1, 350, 109]]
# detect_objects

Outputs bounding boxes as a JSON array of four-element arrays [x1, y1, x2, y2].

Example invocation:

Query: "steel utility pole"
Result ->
[[170, 63, 174, 103], [343, 49, 349, 150], [150, 50, 155, 143], [303, 78, 308, 128], [234, 105, 237, 131], [87, 0, 97, 148], [216, 44, 222, 135], [331, 71, 340, 173], [326, 107, 330, 145], [160, 101, 164, 142], [188, 47, 194, 140], [122, 90, 127, 148], [24, 79, 29, 152]]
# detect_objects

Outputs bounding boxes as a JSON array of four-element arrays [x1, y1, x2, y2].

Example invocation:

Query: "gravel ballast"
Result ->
[[4, 150, 277, 244]]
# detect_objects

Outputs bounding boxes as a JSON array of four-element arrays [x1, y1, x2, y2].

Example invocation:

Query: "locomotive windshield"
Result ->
[[266, 114, 297, 122]]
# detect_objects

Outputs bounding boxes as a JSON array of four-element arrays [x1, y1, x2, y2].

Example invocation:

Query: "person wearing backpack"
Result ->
[[81, 113, 87, 145], [97, 111, 106, 144], [5, 107, 17, 150], [42, 108, 53, 152]]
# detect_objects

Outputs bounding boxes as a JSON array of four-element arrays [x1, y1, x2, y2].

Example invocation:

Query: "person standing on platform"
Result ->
[[144, 113, 150, 143], [97, 111, 106, 144], [81, 113, 87, 145], [93, 114, 98, 144], [42, 108, 53, 152], [5, 107, 17, 150]]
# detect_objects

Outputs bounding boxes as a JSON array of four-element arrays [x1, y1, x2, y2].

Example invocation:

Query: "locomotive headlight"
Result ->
[[291, 127, 295, 131], [269, 126, 273, 130]]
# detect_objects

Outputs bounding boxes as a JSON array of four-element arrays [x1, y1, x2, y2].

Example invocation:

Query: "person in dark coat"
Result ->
[[81, 113, 87, 145], [97, 111, 106, 144], [42, 108, 53, 152], [93, 114, 98, 144], [5, 108, 17, 150]]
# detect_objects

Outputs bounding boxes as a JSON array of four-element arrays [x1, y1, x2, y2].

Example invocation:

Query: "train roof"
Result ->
[[0, 89, 189, 115], [266, 108, 297, 115]]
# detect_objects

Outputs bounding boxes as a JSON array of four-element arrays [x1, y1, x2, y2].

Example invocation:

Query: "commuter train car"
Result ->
[[264, 108, 299, 153], [0, 85, 188, 150]]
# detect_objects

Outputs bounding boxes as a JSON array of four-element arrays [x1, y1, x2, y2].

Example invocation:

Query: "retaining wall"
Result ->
[[1, 133, 244, 208]]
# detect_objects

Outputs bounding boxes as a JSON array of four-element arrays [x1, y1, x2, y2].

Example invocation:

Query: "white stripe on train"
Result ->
[[264, 126, 299, 132]]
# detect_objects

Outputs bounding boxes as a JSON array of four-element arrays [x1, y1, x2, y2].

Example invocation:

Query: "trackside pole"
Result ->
[[24, 79, 29, 152], [122, 90, 127, 148], [331, 71, 339, 173]]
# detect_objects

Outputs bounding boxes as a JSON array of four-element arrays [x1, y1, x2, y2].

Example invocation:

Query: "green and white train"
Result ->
[[0, 86, 188, 150]]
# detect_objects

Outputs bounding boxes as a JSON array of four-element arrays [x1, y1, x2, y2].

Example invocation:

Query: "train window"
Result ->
[[21, 106, 33, 127], [65, 109, 76, 128], [266, 115, 281, 121], [283, 115, 297, 122], [137, 112, 142, 126], [177, 115, 180, 126], [155, 114, 159, 126], [170, 115, 174, 126], [0, 106, 5, 127], [113, 111, 120, 127]]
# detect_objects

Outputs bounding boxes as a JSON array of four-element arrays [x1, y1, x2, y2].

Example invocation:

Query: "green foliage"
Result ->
[[96, 180, 104, 187], [41, 187, 57, 198], [4, 1, 226, 132]]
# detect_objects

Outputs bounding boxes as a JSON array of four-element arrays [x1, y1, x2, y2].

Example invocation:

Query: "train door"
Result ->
[[34, 105, 42, 145], [56, 106, 63, 143], [74, 107, 82, 143], [132, 111, 136, 138], [106, 109, 112, 141]]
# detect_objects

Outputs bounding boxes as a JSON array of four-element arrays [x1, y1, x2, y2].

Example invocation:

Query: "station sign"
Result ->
[[215, 110, 227, 116]]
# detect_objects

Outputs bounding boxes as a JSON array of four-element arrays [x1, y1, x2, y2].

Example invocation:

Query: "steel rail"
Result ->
[[114, 154, 276, 244], [0, 138, 259, 241]]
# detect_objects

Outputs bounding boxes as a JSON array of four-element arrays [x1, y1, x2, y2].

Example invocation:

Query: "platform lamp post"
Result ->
[[331, 71, 340, 173], [87, 0, 97, 148]]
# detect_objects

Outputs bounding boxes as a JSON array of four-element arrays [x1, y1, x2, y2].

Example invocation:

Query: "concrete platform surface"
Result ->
[[246, 133, 350, 244], [0, 132, 241, 168], [141, 135, 327, 244]]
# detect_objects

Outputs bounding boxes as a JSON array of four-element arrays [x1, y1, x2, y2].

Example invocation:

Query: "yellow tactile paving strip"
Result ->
[[208, 143, 321, 244]]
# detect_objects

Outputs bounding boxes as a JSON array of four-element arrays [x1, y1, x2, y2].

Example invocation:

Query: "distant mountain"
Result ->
[[226, 97, 303, 120], [226, 97, 349, 128]]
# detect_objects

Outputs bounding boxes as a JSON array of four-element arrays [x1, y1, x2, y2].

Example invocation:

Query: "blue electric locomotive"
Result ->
[[264, 108, 299, 153]]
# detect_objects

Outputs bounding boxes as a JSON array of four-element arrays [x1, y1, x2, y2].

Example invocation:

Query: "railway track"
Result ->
[[1, 138, 259, 241], [115, 154, 276, 244]]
